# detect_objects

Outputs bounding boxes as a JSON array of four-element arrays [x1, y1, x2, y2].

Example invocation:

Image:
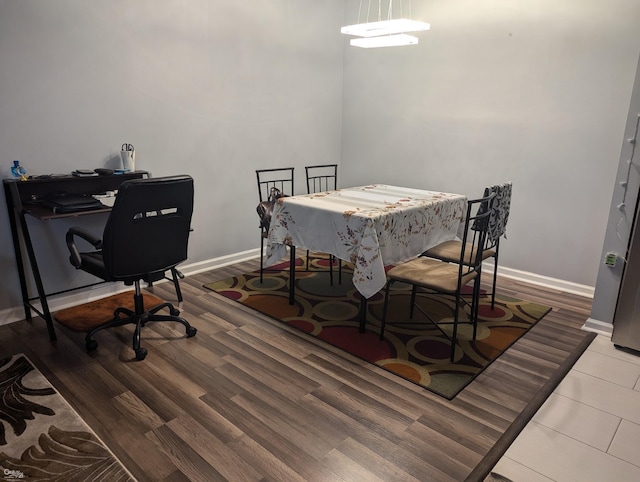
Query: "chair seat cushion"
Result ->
[[387, 257, 477, 293], [424, 240, 495, 264]]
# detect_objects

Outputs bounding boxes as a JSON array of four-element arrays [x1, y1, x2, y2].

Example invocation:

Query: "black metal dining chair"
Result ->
[[380, 191, 496, 362], [304, 164, 342, 285], [256, 167, 295, 283], [422, 182, 512, 309]]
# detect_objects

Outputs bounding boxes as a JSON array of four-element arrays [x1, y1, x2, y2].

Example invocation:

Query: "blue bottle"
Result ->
[[11, 160, 27, 180]]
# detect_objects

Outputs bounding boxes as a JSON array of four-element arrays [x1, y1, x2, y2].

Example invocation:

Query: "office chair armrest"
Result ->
[[66, 227, 103, 268]]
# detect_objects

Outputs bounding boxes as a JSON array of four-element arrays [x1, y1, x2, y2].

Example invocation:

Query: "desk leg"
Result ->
[[6, 204, 31, 322], [358, 297, 368, 333], [289, 245, 296, 305], [19, 214, 57, 341]]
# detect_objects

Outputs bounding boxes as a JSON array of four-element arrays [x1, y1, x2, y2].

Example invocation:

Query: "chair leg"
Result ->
[[148, 301, 180, 316], [409, 285, 417, 319], [85, 314, 136, 350], [307, 250, 339, 287], [171, 268, 184, 302], [450, 293, 461, 362], [133, 318, 147, 360], [380, 280, 393, 340], [491, 242, 500, 309], [260, 235, 265, 283], [329, 255, 334, 286], [491, 257, 498, 309], [471, 277, 481, 339], [114, 306, 135, 318], [358, 297, 368, 333], [288, 245, 296, 305]]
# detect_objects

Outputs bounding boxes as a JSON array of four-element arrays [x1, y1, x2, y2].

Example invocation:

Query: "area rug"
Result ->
[[204, 259, 551, 399], [0, 354, 134, 481], [54, 292, 164, 332]]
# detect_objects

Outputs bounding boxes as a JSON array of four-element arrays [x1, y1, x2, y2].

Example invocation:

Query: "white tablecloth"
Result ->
[[266, 184, 467, 299]]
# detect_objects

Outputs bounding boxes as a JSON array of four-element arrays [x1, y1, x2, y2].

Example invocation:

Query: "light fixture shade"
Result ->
[[350, 34, 419, 49], [341, 19, 430, 38]]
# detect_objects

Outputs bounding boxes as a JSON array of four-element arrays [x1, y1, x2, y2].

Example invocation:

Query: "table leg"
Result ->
[[358, 297, 368, 333]]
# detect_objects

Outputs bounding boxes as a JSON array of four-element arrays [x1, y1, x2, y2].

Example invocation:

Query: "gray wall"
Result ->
[[2, 0, 640, 330], [0, 0, 345, 310], [340, 0, 640, 292]]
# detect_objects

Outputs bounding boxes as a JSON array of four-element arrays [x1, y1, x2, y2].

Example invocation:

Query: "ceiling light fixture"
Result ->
[[350, 33, 419, 49], [341, 19, 430, 38], [341, 0, 429, 49]]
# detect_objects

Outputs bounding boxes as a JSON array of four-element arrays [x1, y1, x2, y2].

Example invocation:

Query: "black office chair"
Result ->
[[65, 175, 197, 360], [256, 167, 295, 283], [305, 164, 342, 284]]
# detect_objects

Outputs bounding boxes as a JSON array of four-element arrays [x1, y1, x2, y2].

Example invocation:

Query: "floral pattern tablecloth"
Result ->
[[266, 184, 467, 299]]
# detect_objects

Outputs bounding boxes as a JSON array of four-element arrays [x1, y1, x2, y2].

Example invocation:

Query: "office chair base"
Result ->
[[84, 304, 197, 360], [86, 339, 99, 352]]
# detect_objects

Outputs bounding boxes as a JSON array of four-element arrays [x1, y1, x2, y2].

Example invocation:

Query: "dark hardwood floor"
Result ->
[[0, 260, 595, 481]]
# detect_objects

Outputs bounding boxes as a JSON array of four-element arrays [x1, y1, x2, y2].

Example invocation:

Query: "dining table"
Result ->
[[265, 184, 468, 329]]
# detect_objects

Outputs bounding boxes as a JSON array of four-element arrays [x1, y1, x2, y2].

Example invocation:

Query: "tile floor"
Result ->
[[491, 334, 640, 481]]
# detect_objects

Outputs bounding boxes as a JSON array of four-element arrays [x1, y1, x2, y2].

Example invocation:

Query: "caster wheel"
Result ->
[[186, 326, 197, 338], [135, 348, 147, 361], [170, 307, 181, 316], [86, 339, 98, 352]]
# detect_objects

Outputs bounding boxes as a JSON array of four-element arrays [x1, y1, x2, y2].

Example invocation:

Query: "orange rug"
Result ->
[[54, 292, 164, 332]]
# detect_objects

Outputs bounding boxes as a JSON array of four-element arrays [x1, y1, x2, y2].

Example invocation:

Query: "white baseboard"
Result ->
[[177, 249, 258, 277], [581, 318, 613, 336], [485, 263, 595, 298], [1, 251, 596, 328], [0, 249, 260, 328]]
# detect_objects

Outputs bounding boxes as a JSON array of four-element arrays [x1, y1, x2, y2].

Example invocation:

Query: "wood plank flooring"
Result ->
[[0, 260, 595, 481]]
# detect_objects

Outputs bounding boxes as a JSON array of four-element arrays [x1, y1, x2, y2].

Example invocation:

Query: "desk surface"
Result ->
[[266, 184, 467, 299], [4, 171, 147, 220]]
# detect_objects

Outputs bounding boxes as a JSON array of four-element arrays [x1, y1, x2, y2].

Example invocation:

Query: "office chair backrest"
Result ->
[[102, 175, 194, 282], [256, 168, 294, 202], [305, 164, 338, 194]]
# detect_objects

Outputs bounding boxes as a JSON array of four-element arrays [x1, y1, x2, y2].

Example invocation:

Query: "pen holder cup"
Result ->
[[120, 150, 135, 172]]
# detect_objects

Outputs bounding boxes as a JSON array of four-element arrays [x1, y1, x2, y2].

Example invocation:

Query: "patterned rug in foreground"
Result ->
[[205, 259, 552, 399], [0, 354, 134, 481]]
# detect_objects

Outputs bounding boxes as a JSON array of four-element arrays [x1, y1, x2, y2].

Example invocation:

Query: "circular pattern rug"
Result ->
[[205, 258, 551, 399]]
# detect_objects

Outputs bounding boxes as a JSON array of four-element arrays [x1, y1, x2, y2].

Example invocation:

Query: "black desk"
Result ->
[[3, 172, 154, 341]]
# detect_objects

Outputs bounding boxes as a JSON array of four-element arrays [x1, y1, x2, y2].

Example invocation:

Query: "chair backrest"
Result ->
[[305, 164, 337, 194], [256, 168, 294, 202], [493, 181, 512, 241], [102, 175, 194, 282], [473, 181, 512, 247], [459, 191, 496, 275]]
